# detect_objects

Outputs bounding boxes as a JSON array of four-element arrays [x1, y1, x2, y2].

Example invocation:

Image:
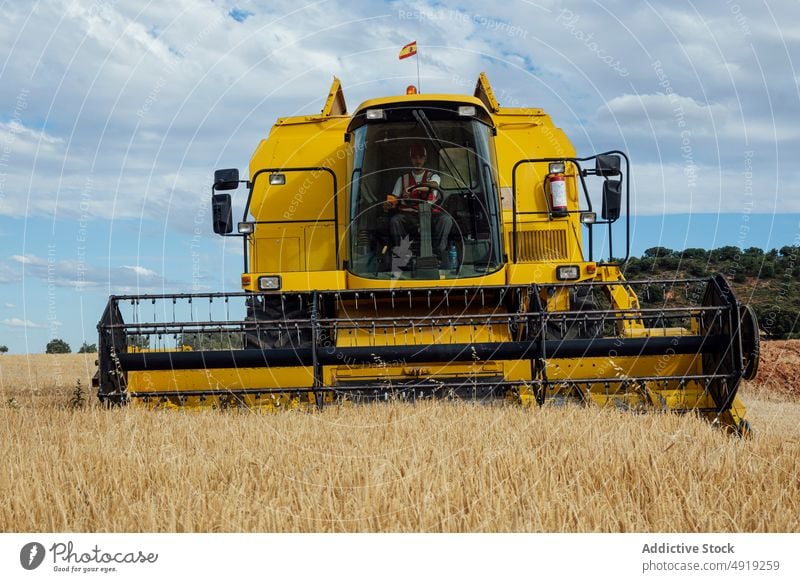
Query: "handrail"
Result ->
[[510, 151, 630, 264], [244, 166, 340, 269]]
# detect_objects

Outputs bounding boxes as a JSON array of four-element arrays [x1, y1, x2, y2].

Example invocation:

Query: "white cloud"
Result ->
[[4, 254, 170, 292], [0, 121, 63, 150], [597, 93, 729, 137], [4, 303, 14, 308], [628, 161, 799, 216], [0, 263, 20, 284], [122, 265, 159, 277], [595, 92, 800, 144], [2, 318, 46, 329], [11, 255, 45, 266]]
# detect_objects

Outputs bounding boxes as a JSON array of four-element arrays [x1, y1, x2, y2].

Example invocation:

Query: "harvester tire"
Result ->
[[546, 286, 601, 340], [244, 295, 312, 350]]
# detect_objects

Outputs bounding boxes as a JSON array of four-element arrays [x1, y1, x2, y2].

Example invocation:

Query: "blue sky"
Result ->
[[1, 0, 799, 353]]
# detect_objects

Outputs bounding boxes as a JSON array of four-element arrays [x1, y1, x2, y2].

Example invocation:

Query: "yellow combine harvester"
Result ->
[[95, 74, 759, 434]]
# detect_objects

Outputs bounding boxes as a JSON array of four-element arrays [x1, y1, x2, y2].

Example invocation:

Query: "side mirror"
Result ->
[[602, 180, 622, 221], [595, 155, 621, 177], [212, 193, 233, 235], [214, 168, 240, 191]]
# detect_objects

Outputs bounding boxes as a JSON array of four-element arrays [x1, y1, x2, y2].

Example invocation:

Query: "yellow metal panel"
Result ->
[[240, 270, 346, 292], [249, 162, 344, 223], [329, 362, 505, 382], [250, 222, 337, 276], [544, 354, 701, 383], [305, 224, 336, 271], [256, 233, 301, 272], [494, 128, 575, 199], [507, 263, 595, 285], [128, 366, 315, 393], [335, 314, 511, 349], [321, 76, 346, 116], [345, 268, 508, 289], [280, 270, 346, 292], [324, 359, 533, 387], [474, 71, 500, 112]]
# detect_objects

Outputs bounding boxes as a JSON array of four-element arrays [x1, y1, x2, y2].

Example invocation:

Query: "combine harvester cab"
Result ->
[[95, 74, 759, 434]]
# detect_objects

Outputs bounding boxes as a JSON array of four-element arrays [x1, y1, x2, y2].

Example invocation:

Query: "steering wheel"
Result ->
[[406, 183, 439, 201]]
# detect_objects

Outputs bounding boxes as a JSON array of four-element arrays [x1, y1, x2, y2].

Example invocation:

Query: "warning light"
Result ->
[[406, 85, 417, 95]]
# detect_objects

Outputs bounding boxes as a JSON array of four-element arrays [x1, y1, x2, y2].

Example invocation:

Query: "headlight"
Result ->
[[556, 265, 580, 281], [237, 222, 254, 234], [258, 276, 281, 290], [549, 162, 566, 174], [458, 105, 476, 117], [580, 212, 596, 224], [269, 173, 286, 185], [365, 109, 385, 120]]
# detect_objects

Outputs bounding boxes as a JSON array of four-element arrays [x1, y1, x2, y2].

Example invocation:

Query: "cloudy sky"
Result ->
[[1, 0, 798, 353]]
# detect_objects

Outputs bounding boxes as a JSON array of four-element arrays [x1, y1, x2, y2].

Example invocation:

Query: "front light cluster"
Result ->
[[556, 265, 580, 281], [258, 276, 281, 290]]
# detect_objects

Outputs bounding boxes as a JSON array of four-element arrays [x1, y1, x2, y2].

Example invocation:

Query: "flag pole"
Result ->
[[415, 50, 421, 92]]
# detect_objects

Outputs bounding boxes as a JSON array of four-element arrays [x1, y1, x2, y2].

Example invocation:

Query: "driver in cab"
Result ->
[[383, 143, 453, 261]]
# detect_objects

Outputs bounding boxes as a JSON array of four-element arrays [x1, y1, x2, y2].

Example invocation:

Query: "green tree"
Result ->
[[744, 247, 764, 258], [0, 345, 8, 354], [738, 256, 759, 277], [622, 260, 641, 277], [679, 248, 708, 261], [687, 262, 706, 277], [643, 246, 674, 259], [77, 342, 97, 353], [710, 246, 741, 262], [759, 307, 798, 339], [45, 338, 71, 354], [759, 263, 775, 278]]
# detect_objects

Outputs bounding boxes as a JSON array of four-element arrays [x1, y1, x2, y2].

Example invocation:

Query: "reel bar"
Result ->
[[116, 335, 726, 371], [101, 305, 730, 339], [105, 277, 720, 303]]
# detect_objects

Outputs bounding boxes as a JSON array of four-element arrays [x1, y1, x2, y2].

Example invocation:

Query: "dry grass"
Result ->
[[1, 352, 799, 533], [0, 353, 97, 407]]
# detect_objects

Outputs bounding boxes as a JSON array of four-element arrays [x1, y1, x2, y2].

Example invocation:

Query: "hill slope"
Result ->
[[621, 245, 800, 339]]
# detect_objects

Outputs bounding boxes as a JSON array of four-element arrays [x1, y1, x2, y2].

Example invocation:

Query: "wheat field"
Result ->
[[1, 351, 799, 532]]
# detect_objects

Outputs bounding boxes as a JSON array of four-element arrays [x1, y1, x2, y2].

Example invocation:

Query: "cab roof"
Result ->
[[353, 94, 491, 119]]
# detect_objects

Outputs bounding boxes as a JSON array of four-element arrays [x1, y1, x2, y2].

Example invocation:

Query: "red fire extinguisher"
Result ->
[[548, 172, 568, 217]]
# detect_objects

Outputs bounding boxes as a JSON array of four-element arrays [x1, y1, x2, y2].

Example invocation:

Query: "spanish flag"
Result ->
[[399, 41, 417, 60]]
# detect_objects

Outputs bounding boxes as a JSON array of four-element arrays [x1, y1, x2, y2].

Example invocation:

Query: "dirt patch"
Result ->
[[748, 339, 800, 398]]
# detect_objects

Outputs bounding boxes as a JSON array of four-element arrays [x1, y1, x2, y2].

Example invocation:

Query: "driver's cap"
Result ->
[[409, 143, 426, 158]]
